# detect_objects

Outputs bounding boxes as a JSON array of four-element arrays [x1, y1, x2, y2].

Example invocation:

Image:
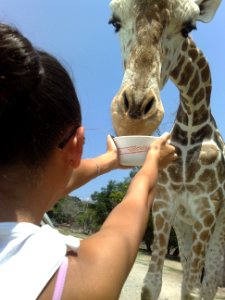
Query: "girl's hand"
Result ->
[[106, 135, 132, 170], [146, 133, 177, 169]]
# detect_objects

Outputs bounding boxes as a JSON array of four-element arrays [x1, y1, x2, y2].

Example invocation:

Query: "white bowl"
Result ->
[[113, 135, 159, 166]]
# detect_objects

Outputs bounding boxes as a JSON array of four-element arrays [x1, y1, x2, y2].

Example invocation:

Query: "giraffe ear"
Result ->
[[196, 0, 221, 22]]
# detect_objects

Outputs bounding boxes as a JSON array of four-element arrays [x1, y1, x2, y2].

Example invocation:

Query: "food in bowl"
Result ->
[[113, 135, 159, 166]]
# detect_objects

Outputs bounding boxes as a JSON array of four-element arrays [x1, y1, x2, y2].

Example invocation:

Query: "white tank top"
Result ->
[[0, 222, 80, 300]]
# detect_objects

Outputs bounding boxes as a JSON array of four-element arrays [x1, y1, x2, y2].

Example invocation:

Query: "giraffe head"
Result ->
[[110, 0, 221, 135]]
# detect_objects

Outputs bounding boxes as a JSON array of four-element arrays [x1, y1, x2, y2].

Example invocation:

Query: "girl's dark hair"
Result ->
[[0, 23, 81, 168]]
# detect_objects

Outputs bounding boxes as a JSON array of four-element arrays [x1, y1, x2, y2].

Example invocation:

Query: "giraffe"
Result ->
[[109, 0, 225, 299]]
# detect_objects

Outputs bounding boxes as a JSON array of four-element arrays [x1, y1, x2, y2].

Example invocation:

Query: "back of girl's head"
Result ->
[[0, 23, 81, 169]]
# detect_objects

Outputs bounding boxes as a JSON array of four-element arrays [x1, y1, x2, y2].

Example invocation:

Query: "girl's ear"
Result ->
[[63, 126, 84, 168]]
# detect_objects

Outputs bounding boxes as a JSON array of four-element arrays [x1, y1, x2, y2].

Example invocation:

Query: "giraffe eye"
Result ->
[[109, 16, 122, 33], [181, 23, 197, 38]]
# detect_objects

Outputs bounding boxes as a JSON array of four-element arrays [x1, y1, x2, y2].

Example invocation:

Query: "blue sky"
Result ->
[[1, 0, 225, 200]]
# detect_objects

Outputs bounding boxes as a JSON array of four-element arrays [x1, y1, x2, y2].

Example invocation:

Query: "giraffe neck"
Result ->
[[169, 37, 214, 145]]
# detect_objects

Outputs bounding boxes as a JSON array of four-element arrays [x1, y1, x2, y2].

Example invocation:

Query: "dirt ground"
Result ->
[[119, 252, 225, 300]]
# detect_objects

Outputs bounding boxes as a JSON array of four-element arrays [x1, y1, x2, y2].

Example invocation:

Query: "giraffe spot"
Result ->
[[167, 164, 183, 183], [203, 214, 215, 228], [153, 200, 168, 212], [197, 56, 206, 69], [198, 169, 217, 193], [193, 87, 205, 105], [205, 86, 211, 106], [194, 222, 203, 232], [211, 189, 223, 214], [159, 233, 166, 247], [191, 125, 212, 144], [182, 39, 188, 51], [176, 105, 188, 125], [187, 70, 200, 98], [199, 144, 219, 165], [188, 49, 198, 61], [217, 160, 225, 183], [178, 61, 194, 86], [200, 230, 211, 241], [170, 56, 185, 81], [156, 185, 168, 199], [172, 123, 188, 145], [202, 64, 210, 82], [192, 105, 209, 126], [193, 242, 203, 256], [155, 214, 164, 230]]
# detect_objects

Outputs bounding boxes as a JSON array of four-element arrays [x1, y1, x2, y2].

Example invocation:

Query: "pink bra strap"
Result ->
[[52, 256, 69, 300]]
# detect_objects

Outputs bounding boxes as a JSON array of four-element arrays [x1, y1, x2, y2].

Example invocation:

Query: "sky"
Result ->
[[1, 0, 225, 200]]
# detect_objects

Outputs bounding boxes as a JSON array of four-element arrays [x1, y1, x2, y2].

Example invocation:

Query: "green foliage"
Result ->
[[91, 179, 130, 228], [49, 167, 178, 254]]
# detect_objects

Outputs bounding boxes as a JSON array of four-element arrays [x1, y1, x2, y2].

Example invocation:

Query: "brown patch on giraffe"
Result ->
[[176, 104, 188, 125], [193, 242, 203, 256], [187, 70, 200, 98], [200, 230, 211, 241], [217, 160, 225, 183], [198, 169, 217, 193], [159, 233, 166, 247], [167, 164, 183, 183], [170, 56, 185, 80], [191, 124, 213, 144], [182, 39, 188, 51], [180, 96, 192, 115], [202, 64, 210, 83], [153, 200, 168, 211], [171, 123, 188, 145], [193, 87, 205, 105], [156, 185, 168, 199], [203, 214, 215, 228], [211, 188, 223, 214], [197, 56, 206, 69], [188, 48, 198, 61], [199, 143, 218, 165], [192, 105, 209, 126], [178, 61, 194, 86], [155, 214, 164, 230], [194, 222, 203, 232]]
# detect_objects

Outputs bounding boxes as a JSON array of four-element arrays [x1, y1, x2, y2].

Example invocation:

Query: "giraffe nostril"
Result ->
[[144, 97, 155, 115], [123, 92, 129, 112]]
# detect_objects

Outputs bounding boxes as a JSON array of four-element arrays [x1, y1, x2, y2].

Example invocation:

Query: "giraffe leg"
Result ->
[[202, 207, 225, 300], [183, 214, 215, 299], [173, 219, 194, 300], [141, 199, 174, 300]]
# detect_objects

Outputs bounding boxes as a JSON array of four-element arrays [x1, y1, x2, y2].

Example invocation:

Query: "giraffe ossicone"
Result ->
[[109, 0, 224, 299]]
